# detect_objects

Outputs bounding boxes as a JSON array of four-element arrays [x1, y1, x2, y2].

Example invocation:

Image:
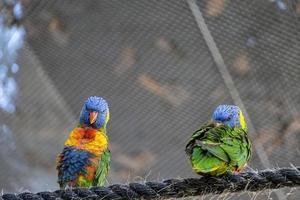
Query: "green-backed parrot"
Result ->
[[185, 105, 252, 176]]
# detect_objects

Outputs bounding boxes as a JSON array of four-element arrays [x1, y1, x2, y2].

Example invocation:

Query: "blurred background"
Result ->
[[0, 0, 300, 199]]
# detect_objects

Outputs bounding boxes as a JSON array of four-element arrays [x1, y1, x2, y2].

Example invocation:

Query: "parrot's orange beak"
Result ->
[[89, 111, 98, 124]]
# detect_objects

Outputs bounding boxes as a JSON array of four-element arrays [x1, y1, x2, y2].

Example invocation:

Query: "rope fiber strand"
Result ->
[[1, 166, 300, 200]]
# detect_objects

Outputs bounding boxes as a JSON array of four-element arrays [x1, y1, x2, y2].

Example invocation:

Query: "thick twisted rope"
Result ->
[[2, 166, 300, 200]]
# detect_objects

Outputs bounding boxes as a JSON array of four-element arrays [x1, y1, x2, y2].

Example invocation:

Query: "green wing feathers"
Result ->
[[191, 147, 228, 175], [95, 149, 110, 186], [186, 123, 252, 176]]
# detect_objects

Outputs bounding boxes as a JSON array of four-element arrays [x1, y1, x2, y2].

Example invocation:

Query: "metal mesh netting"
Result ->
[[0, 0, 300, 199]]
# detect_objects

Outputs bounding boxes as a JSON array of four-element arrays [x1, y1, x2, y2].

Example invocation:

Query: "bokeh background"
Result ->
[[0, 0, 300, 199]]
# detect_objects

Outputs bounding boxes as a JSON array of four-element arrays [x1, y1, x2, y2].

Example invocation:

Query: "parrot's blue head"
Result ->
[[212, 105, 246, 130], [79, 96, 110, 129]]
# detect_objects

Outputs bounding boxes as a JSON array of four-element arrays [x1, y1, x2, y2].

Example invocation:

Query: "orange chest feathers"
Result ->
[[64, 127, 108, 156]]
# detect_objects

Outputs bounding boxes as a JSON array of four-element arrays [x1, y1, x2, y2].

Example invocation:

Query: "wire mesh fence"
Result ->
[[0, 0, 299, 199]]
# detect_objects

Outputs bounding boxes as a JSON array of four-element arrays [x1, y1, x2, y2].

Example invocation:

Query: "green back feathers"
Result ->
[[186, 122, 252, 176]]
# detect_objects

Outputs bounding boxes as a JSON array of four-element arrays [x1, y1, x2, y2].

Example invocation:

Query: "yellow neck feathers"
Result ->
[[239, 111, 247, 131], [64, 127, 108, 156]]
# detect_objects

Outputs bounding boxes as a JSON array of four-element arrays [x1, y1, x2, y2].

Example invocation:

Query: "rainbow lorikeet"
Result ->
[[57, 96, 110, 188], [185, 105, 252, 176]]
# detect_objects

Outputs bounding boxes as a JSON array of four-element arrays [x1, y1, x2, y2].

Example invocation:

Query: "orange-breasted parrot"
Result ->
[[56, 96, 110, 188], [185, 105, 252, 176]]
